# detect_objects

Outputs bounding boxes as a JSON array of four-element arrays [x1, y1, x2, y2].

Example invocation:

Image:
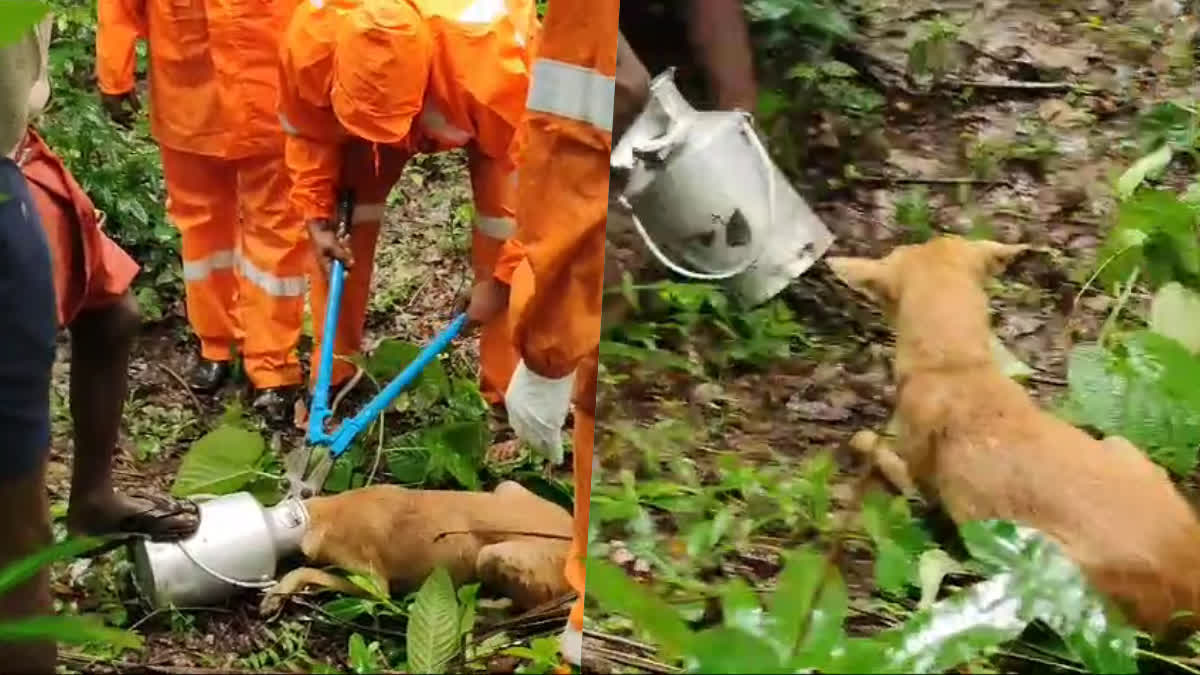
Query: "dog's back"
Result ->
[[302, 482, 572, 594], [831, 237, 1200, 634]]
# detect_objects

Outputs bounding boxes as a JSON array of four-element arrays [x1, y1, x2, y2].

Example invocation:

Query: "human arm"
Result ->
[[686, 0, 758, 112]]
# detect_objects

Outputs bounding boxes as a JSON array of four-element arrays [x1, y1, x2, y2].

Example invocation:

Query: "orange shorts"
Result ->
[[16, 128, 140, 328]]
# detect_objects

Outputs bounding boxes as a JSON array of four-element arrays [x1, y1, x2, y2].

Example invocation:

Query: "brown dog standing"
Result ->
[[830, 236, 1200, 636], [259, 481, 573, 615]]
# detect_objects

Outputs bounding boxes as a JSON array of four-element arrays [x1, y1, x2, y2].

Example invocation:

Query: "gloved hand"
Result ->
[[505, 360, 575, 465]]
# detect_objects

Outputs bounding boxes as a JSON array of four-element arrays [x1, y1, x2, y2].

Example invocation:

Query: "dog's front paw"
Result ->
[[258, 585, 287, 618]]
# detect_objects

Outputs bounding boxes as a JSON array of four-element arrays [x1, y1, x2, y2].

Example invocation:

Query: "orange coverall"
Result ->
[[96, 0, 308, 389], [278, 0, 539, 402], [499, 0, 618, 645]]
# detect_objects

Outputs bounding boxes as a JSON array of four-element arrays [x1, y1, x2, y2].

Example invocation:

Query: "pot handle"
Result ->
[[624, 112, 774, 282]]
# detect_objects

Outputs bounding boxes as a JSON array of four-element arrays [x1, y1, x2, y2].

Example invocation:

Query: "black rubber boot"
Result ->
[[188, 359, 231, 395]]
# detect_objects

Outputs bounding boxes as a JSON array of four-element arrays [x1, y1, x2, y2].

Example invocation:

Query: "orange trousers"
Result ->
[[160, 147, 308, 389], [307, 143, 518, 402], [566, 352, 598, 631]]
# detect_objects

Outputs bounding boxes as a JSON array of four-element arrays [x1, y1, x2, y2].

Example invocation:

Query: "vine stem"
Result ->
[[1098, 266, 1140, 346]]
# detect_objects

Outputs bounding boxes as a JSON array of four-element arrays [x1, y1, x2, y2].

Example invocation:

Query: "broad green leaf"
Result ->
[[990, 334, 1035, 381], [1149, 282, 1200, 353], [1062, 332, 1200, 476], [1098, 189, 1200, 290], [685, 627, 787, 673], [767, 549, 828, 662], [720, 578, 765, 637], [917, 549, 960, 610], [171, 424, 266, 497], [407, 567, 461, 675], [0, 536, 111, 595], [0, 615, 141, 649], [0, 0, 49, 47], [387, 448, 431, 485], [1116, 144, 1173, 200], [348, 633, 373, 674], [584, 559, 694, 660]]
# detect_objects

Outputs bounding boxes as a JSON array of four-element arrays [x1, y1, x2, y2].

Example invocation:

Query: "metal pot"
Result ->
[[611, 69, 834, 307], [131, 493, 309, 609]]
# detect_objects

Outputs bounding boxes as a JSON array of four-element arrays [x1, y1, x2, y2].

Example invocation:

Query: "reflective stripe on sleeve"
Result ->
[[476, 215, 516, 239], [526, 59, 614, 132]]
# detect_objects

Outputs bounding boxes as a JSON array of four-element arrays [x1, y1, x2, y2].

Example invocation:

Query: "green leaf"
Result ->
[[323, 597, 374, 622], [0, 1, 50, 47], [1116, 143, 1173, 200], [960, 521, 1138, 674], [406, 567, 461, 675], [1062, 332, 1200, 476], [720, 578, 765, 637], [990, 334, 1035, 381], [916, 549, 960, 610], [584, 559, 694, 660], [1098, 189, 1200, 290], [0, 536, 111, 596], [171, 424, 266, 497], [0, 615, 141, 650], [457, 583, 479, 640], [1149, 282, 1200, 353], [348, 633, 371, 673], [685, 627, 788, 674]]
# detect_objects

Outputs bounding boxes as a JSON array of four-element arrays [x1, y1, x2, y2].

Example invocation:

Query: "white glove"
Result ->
[[505, 359, 575, 465]]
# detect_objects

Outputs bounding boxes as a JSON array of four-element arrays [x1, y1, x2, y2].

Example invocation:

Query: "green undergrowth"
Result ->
[[590, 86, 1200, 674]]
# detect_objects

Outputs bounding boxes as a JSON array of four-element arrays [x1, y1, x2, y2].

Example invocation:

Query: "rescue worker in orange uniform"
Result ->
[[96, 0, 308, 424], [277, 0, 538, 406], [463, 0, 629, 665]]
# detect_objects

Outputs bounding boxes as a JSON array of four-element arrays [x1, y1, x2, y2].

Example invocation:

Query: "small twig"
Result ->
[[585, 644, 682, 674], [156, 363, 204, 413], [582, 629, 658, 654], [851, 175, 1010, 187], [948, 78, 1075, 92]]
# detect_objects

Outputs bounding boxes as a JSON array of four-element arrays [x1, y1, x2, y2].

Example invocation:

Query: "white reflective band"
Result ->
[[527, 59, 614, 132], [183, 250, 235, 282], [279, 113, 299, 136], [353, 202, 387, 224], [310, 0, 323, 8], [237, 256, 306, 298], [475, 215, 515, 239], [458, 0, 506, 24], [418, 99, 472, 146]]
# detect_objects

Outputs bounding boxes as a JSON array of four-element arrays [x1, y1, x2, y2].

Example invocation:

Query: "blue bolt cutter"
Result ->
[[284, 189, 468, 500]]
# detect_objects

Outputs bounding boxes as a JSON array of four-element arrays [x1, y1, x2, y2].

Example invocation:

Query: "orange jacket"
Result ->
[[97, 0, 299, 158], [278, 0, 540, 224], [500, 0, 616, 393]]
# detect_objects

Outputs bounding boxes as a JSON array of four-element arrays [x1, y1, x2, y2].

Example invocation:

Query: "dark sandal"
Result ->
[[110, 492, 201, 543]]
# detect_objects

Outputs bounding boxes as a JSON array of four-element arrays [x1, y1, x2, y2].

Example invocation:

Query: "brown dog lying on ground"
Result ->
[[829, 236, 1200, 637], [259, 481, 573, 615]]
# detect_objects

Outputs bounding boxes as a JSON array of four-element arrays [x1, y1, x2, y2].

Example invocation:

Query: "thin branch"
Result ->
[[156, 363, 204, 413]]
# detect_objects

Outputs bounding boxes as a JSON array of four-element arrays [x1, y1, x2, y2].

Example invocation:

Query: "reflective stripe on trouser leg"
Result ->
[[307, 220, 382, 389], [472, 230, 519, 404], [161, 147, 241, 362], [235, 153, 307, 389]]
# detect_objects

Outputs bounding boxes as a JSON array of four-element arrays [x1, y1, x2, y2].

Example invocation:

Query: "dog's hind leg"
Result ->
[[259, 567, 375, 617], [848, 429, 917, 496], [476, 540, 573, 612]]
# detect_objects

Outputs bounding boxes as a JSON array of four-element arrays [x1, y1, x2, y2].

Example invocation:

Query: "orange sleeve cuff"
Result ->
[[285, 135, 341, 221], [493, 239, 525, 286]]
